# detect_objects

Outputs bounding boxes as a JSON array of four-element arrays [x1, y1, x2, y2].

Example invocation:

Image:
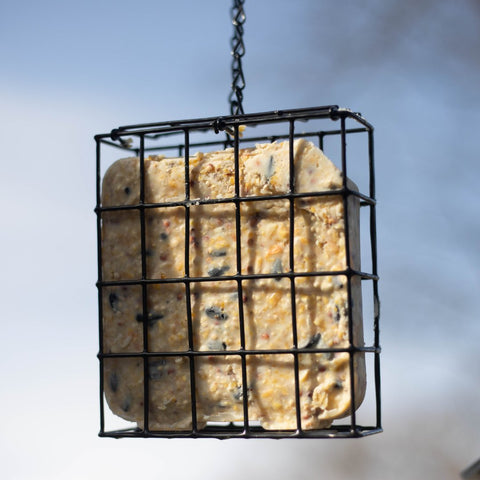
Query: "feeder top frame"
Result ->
[[93, 106, 373, 143]]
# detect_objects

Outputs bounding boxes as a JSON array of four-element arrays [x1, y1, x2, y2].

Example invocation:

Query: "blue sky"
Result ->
[[1, 1, 479, 479]]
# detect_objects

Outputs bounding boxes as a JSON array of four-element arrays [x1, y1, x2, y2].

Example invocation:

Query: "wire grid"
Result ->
[[95, 105, 381, 439]]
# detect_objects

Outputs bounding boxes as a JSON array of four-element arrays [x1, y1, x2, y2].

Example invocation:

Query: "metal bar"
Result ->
[[340, 116, 359, 434], [98, 344, 380, 360], [95, 138, 135, 152], [110, 106, 340, 134], [183, 129, 199, 432], [95, 138, 106, 435], [368, 127, 382, 430], [97, 269, 380, 289], [138, 135, 151, 432], [99, 424, 383, 439], [318, 132, 324, 151], [232, 124, 250, 432], [287, 120, 302, 432], [141, 127, 367, 147], [95, 189, 376, 214]]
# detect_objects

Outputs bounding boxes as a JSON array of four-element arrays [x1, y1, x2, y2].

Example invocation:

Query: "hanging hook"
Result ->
[[228, 0, 246, 115]]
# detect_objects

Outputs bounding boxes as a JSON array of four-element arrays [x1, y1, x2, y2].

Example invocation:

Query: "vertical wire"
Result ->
[[340, 116, 358, 434], [95, 137, 105, 435], [183, 128, 198, 432], [139, 134, 150, 432], [368, 128, 382, 430], [233, 123, 249, 434], [288, 120, 302, 433]]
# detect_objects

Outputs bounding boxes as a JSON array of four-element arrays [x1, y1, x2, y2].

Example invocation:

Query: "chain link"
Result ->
[[228, 0, 246, 115]]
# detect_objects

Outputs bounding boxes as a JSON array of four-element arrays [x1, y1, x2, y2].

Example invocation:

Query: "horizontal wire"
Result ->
[[98, 345, 380, 360], [99, 425, 383, 439], [95, 105, 375, 142], [96, 189, 375, 215], [97, 268, 379, 290]]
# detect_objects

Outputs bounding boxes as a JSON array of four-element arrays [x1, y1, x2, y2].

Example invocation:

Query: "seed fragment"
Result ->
[[108, 292, 121, 312], [149, 359, 167, 380], [233, 387, 243, 401], [208, 266, 230, 277], [109, 372, 119, 392], [205, 306, 229, 321], [266, 155, 275, 179], [136, 312, 165, 327], [206, 340, 227, 351], [121, 394, 132, 412], [209, 249, 227, 257], [233, 385, 252, 401], [301, 333, 321, 349], [190, 228, 200, 247], [335, 305, 341, 322], [272, 259, 283, 280]]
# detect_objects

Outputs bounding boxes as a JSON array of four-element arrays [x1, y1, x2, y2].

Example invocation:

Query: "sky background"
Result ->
[[1, 0, 479, 479]]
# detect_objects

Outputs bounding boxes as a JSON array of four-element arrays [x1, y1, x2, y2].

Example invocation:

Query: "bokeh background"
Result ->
[[1, 0, 479, 478]]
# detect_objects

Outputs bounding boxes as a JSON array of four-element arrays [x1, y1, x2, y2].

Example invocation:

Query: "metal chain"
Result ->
[[228, 0, 246, 115]]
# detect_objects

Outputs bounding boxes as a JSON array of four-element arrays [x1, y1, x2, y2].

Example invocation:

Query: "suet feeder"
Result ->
[[95, 0, 381, 439]]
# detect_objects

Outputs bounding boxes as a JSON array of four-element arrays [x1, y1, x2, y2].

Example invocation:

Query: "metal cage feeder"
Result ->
[[94, 2, 381, 440], [95, 106, 381, 439]]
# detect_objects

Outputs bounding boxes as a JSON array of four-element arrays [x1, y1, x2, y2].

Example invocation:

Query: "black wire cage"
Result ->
[[95, 105, 381, 439]]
